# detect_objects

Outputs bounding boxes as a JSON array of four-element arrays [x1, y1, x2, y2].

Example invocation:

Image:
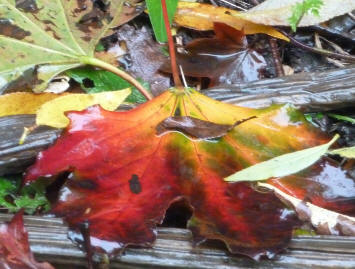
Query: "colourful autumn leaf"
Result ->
[[0, 210, 54, 269], [25, 89, 355, 260], [160, 23, 266, 86], [174, 2, 289, 41]]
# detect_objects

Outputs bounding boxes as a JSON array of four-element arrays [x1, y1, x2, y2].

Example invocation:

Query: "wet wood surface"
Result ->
[[205, 65, 355, 112], [0, 214, 354, 268]]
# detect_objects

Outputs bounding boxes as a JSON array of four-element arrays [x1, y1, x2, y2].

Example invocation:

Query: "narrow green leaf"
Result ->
[[146, 0, 179, 43], [67, 67, 150, 103], [327, 113, 355, 124], [0, 0, 124, 93], [328, 146, 355, 159], [225, 134, 339, 182]]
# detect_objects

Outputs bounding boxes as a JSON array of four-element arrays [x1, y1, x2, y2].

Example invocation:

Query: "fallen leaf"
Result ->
[[225, 134, 339, 182], [36, 89, 131, 128], [156, 116, 256, 139], [0, 90, 131, 128], [329, 146, 355, 159], [174, 2, 289, 41], [0, 210, 54, 269], [24, 88, 355, 260], [243, 0, 355, 27], [0, 92, 59, 117], [160, 23, 266, 85], [106, 0, 145, 36], [259, 182, 355, 236], [0, 0, 125, 93], [268, 158, 355, 216], [116, 25, 171, 95]]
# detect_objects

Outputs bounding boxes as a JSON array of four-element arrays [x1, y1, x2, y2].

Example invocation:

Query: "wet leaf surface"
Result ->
[[260, 182, 355, 236], [156, 115, 256, 139], [24, 88, 355, 260], [161, 23, 266, 85], [116, 25, 171, 95], [0, 0, 125, 93], [0, 210, 54, 269]]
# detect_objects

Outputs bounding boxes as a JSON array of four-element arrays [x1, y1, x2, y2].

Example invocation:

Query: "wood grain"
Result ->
[[0, 214, 354, 268]]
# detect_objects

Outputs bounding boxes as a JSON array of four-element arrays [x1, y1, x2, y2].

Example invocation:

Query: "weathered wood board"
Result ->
[[0, 214, 354, 268]]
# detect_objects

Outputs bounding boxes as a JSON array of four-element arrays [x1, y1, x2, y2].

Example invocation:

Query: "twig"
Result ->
[[80, 221, 94, 269], [161, 0, 182, 87], [269, 38, 285, 76], [250, 0, 285, 76], [278, 29, 355, 63], [80, 56, 153, 100]]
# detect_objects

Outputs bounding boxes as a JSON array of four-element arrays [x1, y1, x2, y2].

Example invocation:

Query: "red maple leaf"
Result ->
[[0, 210, 54, 269], [25, 89, 355, 260]]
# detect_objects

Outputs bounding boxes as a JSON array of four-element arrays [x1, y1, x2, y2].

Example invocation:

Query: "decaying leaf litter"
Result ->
[[0, 0, 355, 267]]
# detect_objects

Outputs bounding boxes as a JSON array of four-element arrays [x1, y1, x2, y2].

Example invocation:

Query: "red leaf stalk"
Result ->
[[161, 0, 182, 87]]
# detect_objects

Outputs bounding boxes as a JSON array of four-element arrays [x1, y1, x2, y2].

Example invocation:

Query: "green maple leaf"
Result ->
[[0, 0, 149, 99]]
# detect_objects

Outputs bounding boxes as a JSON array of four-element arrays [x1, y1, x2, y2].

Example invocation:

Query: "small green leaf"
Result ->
[[288, 0, 324, 32], [67, 67, 150, 103], [146, 0, 179, 43], [328, 146, 355, 159], [0, 177, 49, 214], [225, 134, 339, 182]]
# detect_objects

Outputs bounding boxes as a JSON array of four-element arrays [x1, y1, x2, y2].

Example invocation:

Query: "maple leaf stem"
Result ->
[[161, 0, 183, 87], [80, 56, 153, 100]]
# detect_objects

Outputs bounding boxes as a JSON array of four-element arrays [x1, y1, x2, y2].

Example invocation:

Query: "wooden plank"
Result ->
[[205, 65, 355, 112], [0, 214, 354, 268]]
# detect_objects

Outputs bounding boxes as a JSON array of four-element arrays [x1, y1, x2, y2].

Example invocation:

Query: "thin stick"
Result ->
[[179, 65, 188, 88], [161, 0, 182, 87], [278, 29, 355, 63], [269, 38, 285, 76], [80, 56, 153, 100], [250, 0, 284, 77]]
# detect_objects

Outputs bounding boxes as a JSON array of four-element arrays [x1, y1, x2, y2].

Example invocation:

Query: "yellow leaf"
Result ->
[[0, 92, 60, 117], [36, 89, 131, 128], [175, 2, 289, 41]]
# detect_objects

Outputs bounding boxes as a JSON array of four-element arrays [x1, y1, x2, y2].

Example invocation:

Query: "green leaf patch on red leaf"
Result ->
[[25, 89, 355, 260]]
